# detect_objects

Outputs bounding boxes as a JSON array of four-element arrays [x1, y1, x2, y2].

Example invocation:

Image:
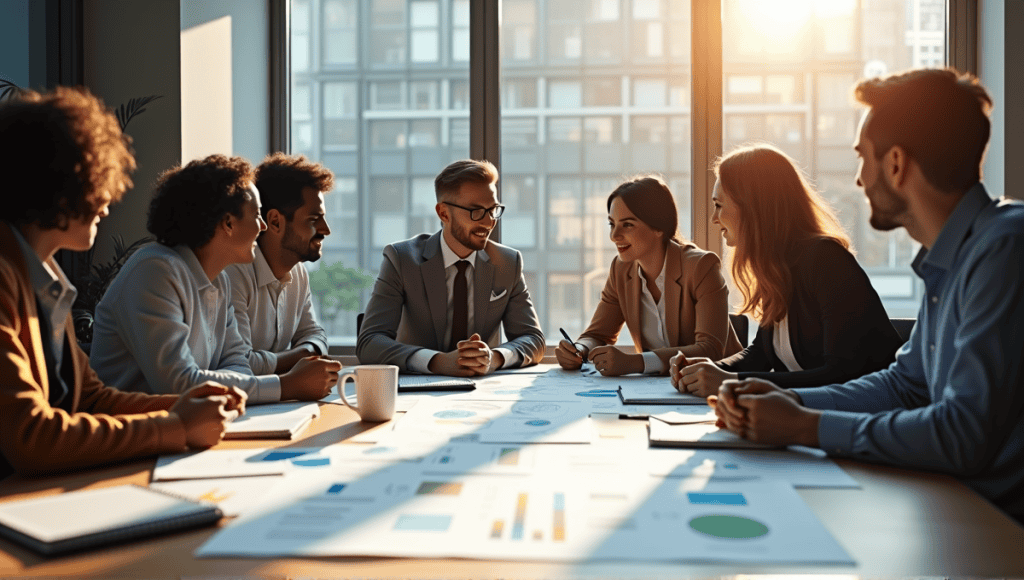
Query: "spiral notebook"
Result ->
[[0, 485, 222, 556]]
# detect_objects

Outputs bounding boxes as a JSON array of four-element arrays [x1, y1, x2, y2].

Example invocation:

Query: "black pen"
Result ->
[[559, 327, 585, 361]]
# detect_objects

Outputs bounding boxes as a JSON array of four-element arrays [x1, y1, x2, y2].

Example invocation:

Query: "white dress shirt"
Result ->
[[637, 258, 670, 374], [90, 243, 281, 403], [772, 315, 804, 371], [225, 246, 328, 375], [406, 235, 517, 373]]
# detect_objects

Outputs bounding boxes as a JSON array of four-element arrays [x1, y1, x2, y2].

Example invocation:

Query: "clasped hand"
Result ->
[[556, 341, 641, 375], [669, 351, 734, 397], [430, 333, 503, 376], [708, 378, 820, 447], [169, 382, 247, 449]]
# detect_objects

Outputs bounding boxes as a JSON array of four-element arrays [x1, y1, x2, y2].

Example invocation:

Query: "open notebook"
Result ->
[[0, 485, 222, 556]]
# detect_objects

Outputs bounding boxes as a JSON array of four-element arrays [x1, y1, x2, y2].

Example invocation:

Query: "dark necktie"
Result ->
[[449, 260, 470, 351]]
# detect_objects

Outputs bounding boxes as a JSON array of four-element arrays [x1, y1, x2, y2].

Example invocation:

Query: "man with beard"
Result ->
[[357, 159, 544, 376], [226, 153, 336, 377], [92, 155, 338, 403], [710, 68, 1024, 525]]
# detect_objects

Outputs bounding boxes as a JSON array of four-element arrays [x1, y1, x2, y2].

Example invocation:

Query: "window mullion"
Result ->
[[470, 0, 502, 242], [691, 0, 723, 254]]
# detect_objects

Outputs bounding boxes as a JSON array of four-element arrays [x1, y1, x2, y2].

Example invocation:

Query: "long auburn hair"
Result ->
[[714, 144, 851, 326]]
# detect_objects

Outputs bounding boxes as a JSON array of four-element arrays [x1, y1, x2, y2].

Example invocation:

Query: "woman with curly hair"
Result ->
[[670, 144, 904, 395], [556, 175, 742, 376], [90, 154, 341, 404], [0, 88, 244, 478]]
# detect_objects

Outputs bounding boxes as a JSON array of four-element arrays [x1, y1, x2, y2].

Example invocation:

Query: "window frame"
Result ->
[[269, 0, 977, 351]]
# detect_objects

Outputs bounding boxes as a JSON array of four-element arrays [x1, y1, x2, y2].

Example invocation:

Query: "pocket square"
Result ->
[[489, 289, 507, 301]]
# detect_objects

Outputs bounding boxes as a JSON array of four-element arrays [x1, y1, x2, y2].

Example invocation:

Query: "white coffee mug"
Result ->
[[337, 365, 398, 422]]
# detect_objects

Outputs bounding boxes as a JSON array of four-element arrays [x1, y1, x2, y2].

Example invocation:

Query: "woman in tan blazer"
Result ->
[[556, 176, 742, 376]]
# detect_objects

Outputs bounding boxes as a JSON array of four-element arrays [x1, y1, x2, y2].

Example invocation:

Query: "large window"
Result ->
[[292, 0, 947, 342], [722, 0, 942, 317]]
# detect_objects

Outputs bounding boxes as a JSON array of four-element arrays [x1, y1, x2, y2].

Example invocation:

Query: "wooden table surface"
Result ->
[[2, 399, 1023, 578]]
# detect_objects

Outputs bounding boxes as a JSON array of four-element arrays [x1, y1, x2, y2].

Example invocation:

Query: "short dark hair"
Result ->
[[606, 175, 684, 247], [147, 154, 255, 249], [854, 67, 992, 193], [0, 87, 135, 228], [254, 152, 334, 221], [434, 159, 498, 201]]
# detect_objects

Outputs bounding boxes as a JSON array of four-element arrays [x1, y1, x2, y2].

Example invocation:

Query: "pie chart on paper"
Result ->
[[688, 515, 770, 539]]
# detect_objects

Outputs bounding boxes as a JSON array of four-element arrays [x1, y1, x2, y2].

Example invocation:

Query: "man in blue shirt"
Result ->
[[712, 68, 1024, 524]]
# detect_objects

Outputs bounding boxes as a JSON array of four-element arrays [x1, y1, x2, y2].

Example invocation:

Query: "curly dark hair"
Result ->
[[147, 154, 255, 249], [855, 67, 992, 193], [0, 87, 135, 228], [254, 152, 334, 220]]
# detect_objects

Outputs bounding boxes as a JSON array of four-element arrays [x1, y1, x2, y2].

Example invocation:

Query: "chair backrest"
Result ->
[[729, 314, 749, 348], [356, 312, 364, 335], [890, 317, 916, 343]]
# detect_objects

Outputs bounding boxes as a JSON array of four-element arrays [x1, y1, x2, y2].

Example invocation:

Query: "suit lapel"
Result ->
[[664, 243, 683, 346], [421, 232, 449, 349], [473, 250, 494, 337]]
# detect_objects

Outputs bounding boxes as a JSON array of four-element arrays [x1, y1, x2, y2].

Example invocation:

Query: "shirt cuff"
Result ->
[[259, 351, 279, 375], [796, 387, 838, 410], [642, 351, 665, 375], [816, 410, 861, 456], [495, 347, 518, 369], [299, 340, 326, 356], [408, 348, 441, 374], [254, 374, 282, 403]]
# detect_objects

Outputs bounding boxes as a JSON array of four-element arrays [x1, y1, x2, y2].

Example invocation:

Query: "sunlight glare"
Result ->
[[735, 0, 813, 37]]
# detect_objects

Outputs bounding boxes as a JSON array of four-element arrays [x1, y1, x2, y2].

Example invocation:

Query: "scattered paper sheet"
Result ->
[[648, 418, 782, 449], [645, 447, 860, 488], [391, 398, 594, 444], [153, 448, 333, 481], [149, 475, 282, 516], [197, 472, 853, 565]]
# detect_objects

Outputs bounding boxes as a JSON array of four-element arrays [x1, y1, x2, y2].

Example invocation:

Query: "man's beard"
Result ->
[[451, 218, 491, 251], [866, 171, 907, 232], [282, 224, 324, 262]]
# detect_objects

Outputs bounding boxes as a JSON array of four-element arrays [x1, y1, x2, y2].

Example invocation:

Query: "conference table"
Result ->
[[1, 365, 1023, 578]]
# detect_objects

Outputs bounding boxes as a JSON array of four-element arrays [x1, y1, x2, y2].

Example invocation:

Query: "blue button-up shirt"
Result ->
[[799, 184, 1024, 522]]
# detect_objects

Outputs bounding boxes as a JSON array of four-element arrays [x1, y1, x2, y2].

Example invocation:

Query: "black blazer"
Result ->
[[718, 238, 904, 388]]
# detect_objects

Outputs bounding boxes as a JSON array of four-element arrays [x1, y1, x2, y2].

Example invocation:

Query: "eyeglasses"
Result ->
[[443, 201, 505, 221]]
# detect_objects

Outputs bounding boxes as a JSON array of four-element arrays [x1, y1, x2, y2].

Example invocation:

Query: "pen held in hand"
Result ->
[[559, 327, 584, 360]]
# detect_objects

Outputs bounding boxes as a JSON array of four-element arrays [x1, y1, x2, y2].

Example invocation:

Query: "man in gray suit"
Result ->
[[357, 159, 545, 376]]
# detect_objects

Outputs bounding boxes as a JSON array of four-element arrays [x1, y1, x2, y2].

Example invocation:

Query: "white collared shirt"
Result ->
[[637, 258, 670, 374], [225, 246, 328, 374], [90, 243, 282, 402], [407, 234, 517, 373], [772, 315, 804, 372]]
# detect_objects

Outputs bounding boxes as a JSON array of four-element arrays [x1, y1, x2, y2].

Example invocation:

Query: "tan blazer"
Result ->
[[0, 223, 186, 479], [577, 240, 742, 373]]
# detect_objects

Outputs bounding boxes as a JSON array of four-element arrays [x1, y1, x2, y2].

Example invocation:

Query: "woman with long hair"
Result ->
[[670, 144, 903, 395], [556, 176, 742, 376]]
